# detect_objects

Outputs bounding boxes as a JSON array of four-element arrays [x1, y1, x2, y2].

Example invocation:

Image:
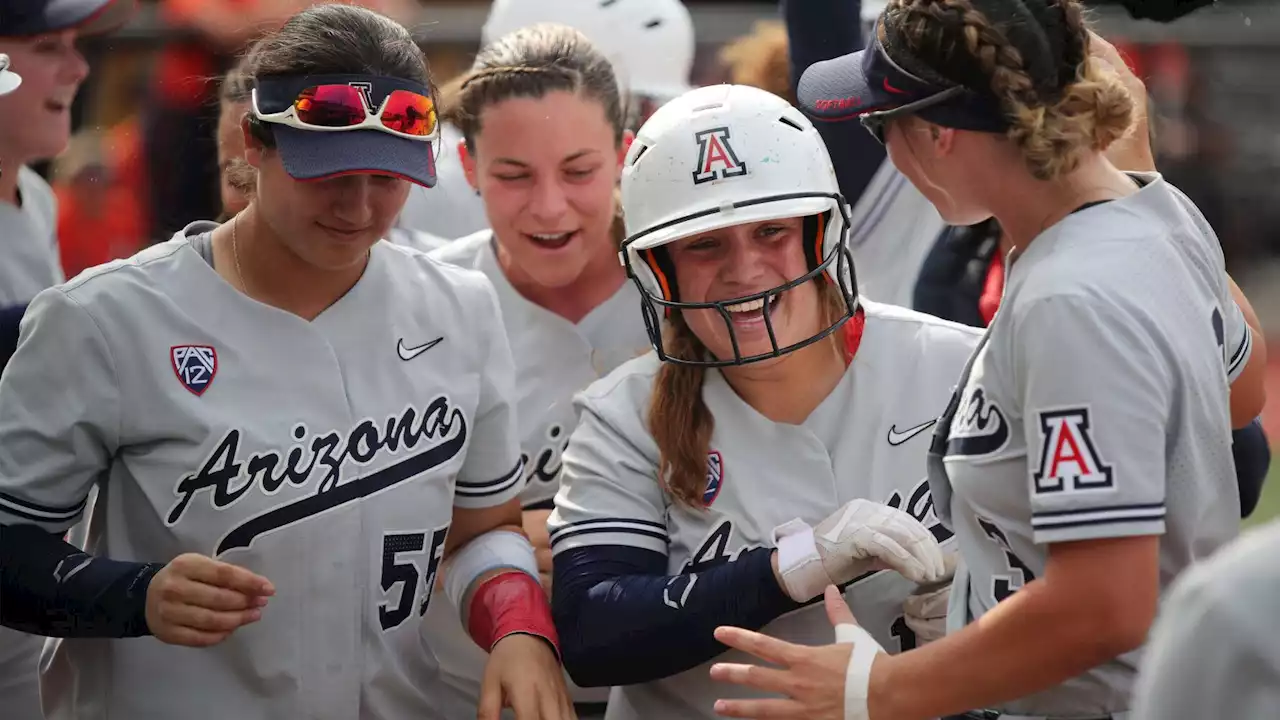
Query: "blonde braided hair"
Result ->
[[887, 0, 1133, 180]]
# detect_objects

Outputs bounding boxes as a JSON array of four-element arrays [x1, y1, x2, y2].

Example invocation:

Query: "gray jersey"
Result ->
[[0, 164, 64, 720], [1131, 520, 1280, 720], [933, 173, 1251, 716], [0, 222, 525, 720], [549, 302, 981, 720], [421, 230, 649, 715], [396, 123, 489, 241], [0, 166, 64, 305]]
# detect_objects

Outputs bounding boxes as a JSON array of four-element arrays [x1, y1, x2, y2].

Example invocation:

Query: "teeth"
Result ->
[[725, 298, 766, 313], [531, 232, 571, 240]]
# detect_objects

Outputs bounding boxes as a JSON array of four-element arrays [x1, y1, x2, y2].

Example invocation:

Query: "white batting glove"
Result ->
[[901, 552, 957, 645], [773, 499, 947, 603]]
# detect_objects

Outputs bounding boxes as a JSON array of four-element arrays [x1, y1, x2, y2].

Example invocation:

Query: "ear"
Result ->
[[457, 139, 479, 191], [241, 116, 266, 170], [932, 125, 957, 157], [619, 129, 636, 167]]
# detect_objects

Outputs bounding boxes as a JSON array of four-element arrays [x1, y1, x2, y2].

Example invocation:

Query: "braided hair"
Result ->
[[886, 0, 1133, 179]]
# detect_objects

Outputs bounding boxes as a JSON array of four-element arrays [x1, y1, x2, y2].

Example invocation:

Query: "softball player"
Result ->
[[0, 3, 135, 718], [421, 24, 650, 718], [395, 0, 696, 242], [545, 83, 970, 720], [0, 6, 572, 720], [1130, 519, 1280, 719], [710, 1, 1266, 718]]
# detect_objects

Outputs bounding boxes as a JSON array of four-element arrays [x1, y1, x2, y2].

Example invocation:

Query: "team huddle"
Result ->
[[0, 1, 1272, 720]]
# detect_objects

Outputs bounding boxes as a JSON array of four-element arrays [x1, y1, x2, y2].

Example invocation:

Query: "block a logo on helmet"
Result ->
[[692, 127, 748, 185]]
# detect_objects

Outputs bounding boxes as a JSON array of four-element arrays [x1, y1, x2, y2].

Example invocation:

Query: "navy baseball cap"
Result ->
[[798, 13, 1010, 135], [253, 74, 438, 189], [0, 0, 136, 37]]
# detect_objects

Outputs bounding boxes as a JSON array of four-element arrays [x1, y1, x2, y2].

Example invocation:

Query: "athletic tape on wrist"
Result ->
[[467, 571, 561, 660], [835, 623, 883, 720], [772, 518, 834, 602], [444, 529, 541, 618]]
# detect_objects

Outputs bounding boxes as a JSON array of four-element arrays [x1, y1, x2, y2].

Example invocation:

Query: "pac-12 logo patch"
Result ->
[[171, 345, 217, 396], [703, 450, 724, 506], [692, 127, 748, 185], [1033, 407, 1113, 495]]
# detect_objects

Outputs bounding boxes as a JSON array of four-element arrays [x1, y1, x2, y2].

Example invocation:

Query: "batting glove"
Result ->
[[773, 499, 947, 603]]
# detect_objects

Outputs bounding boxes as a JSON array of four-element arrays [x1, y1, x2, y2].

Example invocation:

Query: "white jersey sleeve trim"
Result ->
[[1227, 324, 1252, 383], [548, 517, 669, 555], [0, 490, 89, 525], [1031, 502, 1166, 544], [453, 458, 525, 508]]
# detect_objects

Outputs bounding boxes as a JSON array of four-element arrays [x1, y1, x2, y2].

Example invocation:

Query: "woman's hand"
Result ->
[[478, 633, 578, 720], [145, 553, 274, 647], [523, 508, 555, 596], [709, 586, 888, 720]]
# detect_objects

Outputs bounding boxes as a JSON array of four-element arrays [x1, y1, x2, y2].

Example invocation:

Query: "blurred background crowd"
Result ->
[[27, 0, 1280, 450]]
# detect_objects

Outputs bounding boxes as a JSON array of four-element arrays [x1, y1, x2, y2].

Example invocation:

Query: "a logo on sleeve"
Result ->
[[171, 345, 217, 396], [703, 450, 724, 506], [1032, 407, 1113, 495], [945, 385, 1009, 458], [692, 127, 748, 184]]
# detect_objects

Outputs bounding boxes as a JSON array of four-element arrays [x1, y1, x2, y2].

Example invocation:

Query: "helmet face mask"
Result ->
[[620, 85, 861, 368]]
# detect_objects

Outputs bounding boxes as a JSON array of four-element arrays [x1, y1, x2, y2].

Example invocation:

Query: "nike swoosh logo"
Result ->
[[397, 337, 443, 361], [887, 419, 938, 446]]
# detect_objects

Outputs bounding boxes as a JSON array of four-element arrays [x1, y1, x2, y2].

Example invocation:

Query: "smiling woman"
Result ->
[[424, 22, 651, 717]]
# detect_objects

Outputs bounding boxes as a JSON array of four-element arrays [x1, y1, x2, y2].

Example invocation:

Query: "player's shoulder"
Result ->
[[57, 229, 197, 304], [385, 226, 452, 254], [379, 236, 494, 297], [576, 351, 662, 414], [16, 165, 55, 221], [861, 300, 984, 352], [427, 229, 490, 269]]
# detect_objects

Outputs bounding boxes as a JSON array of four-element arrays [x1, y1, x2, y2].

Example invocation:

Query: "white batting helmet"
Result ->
[[481, 0, 696, 102], [0, 54, 22, 96], [620, 84, 858, 366]]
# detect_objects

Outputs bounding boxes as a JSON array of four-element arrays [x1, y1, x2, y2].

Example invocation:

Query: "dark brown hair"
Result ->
[[447, 23, 626, 152], [886, 0, 1133, 179]]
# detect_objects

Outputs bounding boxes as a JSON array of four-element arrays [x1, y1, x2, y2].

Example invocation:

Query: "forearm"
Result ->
[[874, 578, 1132, 720], [782, 0, 886, 203], [553, 545, 799, 687], [0, 523, 159, 638]]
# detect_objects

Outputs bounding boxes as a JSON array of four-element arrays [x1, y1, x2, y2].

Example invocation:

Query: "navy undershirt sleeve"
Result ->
[[0, 523, 159, 638], [552, 544, 801, 687], [0, 303, 27, 368], [1233, 418, 1271, 519], [783, 0, 886, 205]]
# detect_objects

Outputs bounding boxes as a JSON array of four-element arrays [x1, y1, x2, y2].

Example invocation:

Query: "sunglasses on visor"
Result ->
[[251, 84, 439, 141], [859, 85, 967, 145]]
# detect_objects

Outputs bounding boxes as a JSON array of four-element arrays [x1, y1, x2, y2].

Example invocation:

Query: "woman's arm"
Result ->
[[870, 535, 1158, 720], [553, 543, 798, 687], [782, 0, 887, 204]]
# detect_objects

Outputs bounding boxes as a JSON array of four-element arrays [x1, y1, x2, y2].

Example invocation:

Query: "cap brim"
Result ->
[[0, 71, 21, 96], [629, 196, 834, 251], [798, 50, 892, 122], [41, 0, 136, 36], [273, 126, 437, 189]]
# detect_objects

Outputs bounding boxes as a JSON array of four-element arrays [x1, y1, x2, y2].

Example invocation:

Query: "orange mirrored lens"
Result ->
[[380, 89, 437, 137], [294, 85, 366, 127]]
